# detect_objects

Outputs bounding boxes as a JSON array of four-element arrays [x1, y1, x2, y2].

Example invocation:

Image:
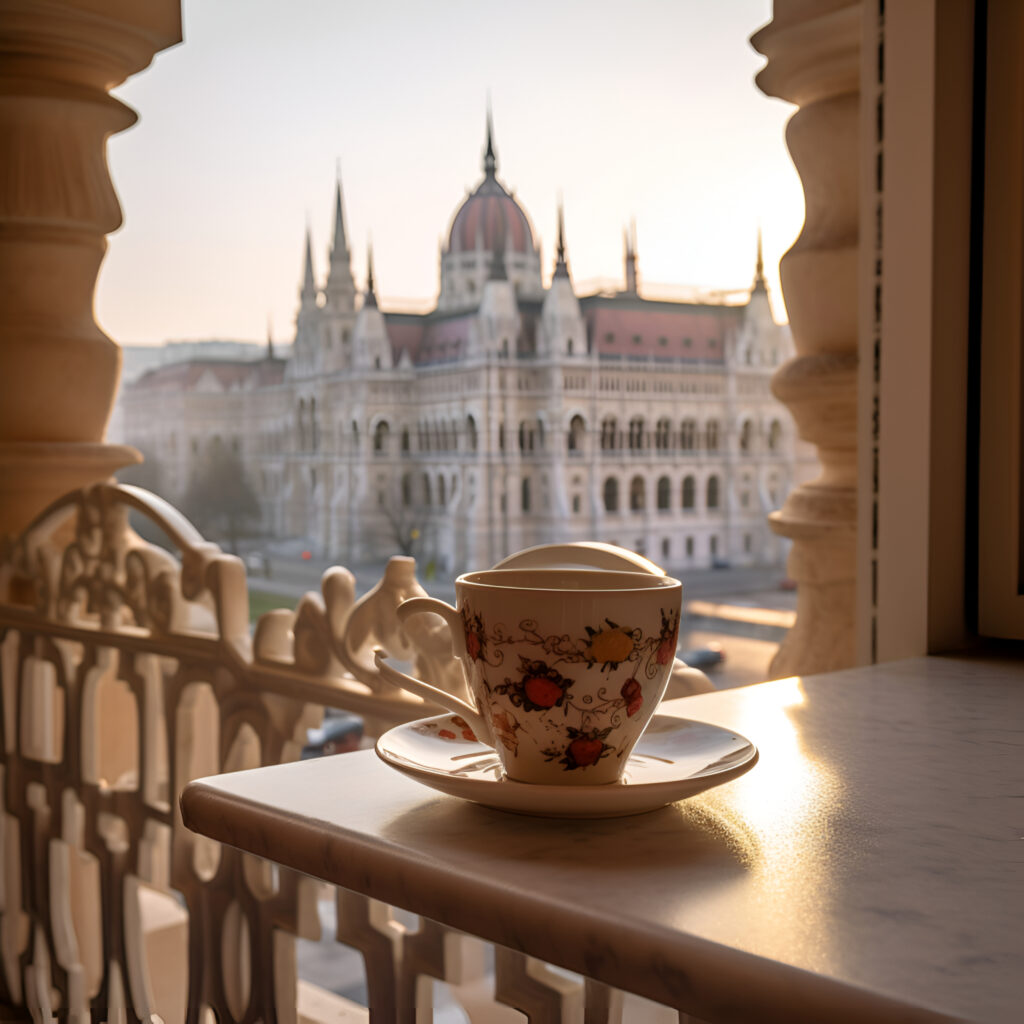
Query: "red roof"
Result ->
[[583, 302, 741, 361], [131, 358, 285, 391], [448, 177, 534, 254]]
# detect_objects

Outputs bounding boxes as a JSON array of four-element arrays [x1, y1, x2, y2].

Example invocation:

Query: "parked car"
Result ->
[[679, 642, 725, 670], [301, 712, 365, 758]]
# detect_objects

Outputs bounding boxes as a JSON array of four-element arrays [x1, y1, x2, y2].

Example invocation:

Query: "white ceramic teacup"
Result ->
[[374, 568, 683, 785]]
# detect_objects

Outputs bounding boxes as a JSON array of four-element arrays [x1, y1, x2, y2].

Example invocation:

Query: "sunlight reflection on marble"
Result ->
[[675, 677, 844, 973]]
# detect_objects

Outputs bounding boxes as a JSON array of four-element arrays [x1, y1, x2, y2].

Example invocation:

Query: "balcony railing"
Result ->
[[0, 482, 710, 1023]]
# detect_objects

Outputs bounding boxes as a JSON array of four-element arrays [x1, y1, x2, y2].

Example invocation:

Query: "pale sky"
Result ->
[[97, 0, 803, 346]]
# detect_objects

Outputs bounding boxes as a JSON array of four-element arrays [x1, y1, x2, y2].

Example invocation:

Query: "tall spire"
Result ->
[[753, 225, 767, 292], [624, 218, 638, 294], [553, 195, 570, 279], [266, 313, 275, 360], [364, 238, 378, 308], [483, 99, 497, 177], [301, 224, 316, 302], [331, 163, 350, 263]]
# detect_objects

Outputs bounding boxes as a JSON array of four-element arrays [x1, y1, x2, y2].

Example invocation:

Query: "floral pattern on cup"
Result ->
[[545, 726, 614, 771], [460, 605, 680, 773], [496, 660, 574, 712], [414, 714, 479, 743]]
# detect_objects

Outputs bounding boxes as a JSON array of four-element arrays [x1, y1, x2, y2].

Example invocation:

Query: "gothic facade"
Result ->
[[123, 122, 807, 574]]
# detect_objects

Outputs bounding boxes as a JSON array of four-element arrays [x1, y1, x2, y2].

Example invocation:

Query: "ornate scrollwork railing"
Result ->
[[0, 483, 686, 1024]]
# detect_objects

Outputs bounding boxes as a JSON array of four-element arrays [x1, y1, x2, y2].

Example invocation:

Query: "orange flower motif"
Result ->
[[586, 623, 635, 666]]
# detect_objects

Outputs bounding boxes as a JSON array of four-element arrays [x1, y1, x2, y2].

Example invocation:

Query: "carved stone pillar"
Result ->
[[751, 1, 861, 675], [0, 1, 182, 534]]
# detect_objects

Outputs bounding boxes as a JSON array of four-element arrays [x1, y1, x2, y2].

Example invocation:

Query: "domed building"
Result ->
[[438, 115, 543, 311], [122, 116, 813, 574]]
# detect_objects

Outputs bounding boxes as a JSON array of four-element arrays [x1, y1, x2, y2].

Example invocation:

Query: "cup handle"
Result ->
[[372, 597, 491, 743]]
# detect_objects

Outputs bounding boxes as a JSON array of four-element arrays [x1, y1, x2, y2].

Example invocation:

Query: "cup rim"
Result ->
[[456, 568, 682, 594]]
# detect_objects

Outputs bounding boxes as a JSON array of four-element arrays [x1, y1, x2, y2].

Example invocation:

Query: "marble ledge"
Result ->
[[181, 654, 1024, 1023]]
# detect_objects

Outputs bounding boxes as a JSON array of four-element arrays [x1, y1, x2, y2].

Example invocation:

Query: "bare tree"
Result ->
[[379, 500, 421, 557], [182, 443, 259, 553]]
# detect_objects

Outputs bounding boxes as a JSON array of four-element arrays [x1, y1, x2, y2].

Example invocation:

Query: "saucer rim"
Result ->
[[375, 712, 758, 818]]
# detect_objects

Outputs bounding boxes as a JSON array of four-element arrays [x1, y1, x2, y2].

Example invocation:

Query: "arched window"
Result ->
[[451, 419, 459, 451], [351, 420, 360, 453], [521, 477, 531, 513], [710, 535, 719, 557], [682, 475, 696, 509], [629, 476, 645, 512], [628, 417, 645, 451], [400, 427, 410, 453], [705, 420, 720, 452], [655, 418, 671, 450], [499, 423, 506, 451], [422, 474, 432, 507], [519, 421, 533, 452], [373, 420, 390, 456], [568, 414, 585, 453], [438, 475, 446, 506], [739, 419, 753, 453], [536, 419, 545, 450], [600, 417, 618, 451], [297, 399, 307, 451], [656, 476, 671, 511], [680, 418, 696, 451], [401, 473, 412, 507], [603, 477, 619, 513], [768, 419, 783, 452], [707, 475, 721, 510], [466, 414, 478, 452], [310, 397, 319, 451]]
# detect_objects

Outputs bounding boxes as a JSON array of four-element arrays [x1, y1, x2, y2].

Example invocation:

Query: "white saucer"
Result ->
[[375, 713, 758, 818]]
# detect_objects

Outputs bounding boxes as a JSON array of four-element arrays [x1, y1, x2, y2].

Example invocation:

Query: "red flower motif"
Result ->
[[465, 630, 482, 661], [524, 675, 565, 709], [656, 610, 680, 665], [656, 631, 678, 665], [438, 729, 456, 740], [566, 736, 606, 768], [620, 677, 643, 717], [501, 660, 573, 712]]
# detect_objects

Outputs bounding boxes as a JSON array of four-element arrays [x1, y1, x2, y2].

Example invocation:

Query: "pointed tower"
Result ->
[[287, 225, 323, 379], [321, 168, 358, 373], [624, 219, 639, 295], [540, 197, 584, 358], [736, 227, 787, 368], [552, 196, 570, 280], [324, 170, 356, 312], [752, 225, 768, 293], [351, 239, 393, 371], [484, 101, 497, 178], [364, 239, 378, 308], [266, 314, 275, 360]]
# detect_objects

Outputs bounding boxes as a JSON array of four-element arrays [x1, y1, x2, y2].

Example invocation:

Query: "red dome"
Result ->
[[448, 176, 535, 255]]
